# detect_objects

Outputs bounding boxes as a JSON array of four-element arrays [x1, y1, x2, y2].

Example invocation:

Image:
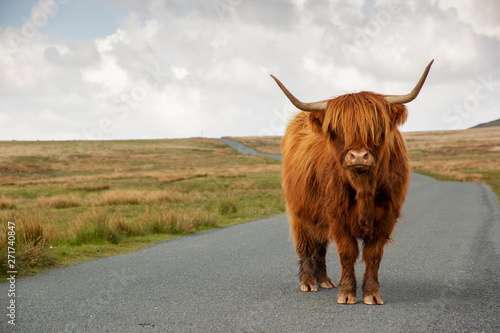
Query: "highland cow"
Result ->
[[271, 60, 433, 304]]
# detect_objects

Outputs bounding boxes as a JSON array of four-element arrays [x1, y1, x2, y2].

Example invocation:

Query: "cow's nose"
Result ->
[[345, 148, 374, 166]]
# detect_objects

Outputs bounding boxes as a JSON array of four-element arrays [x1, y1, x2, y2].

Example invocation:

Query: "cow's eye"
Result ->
[[378, 131, 385, 144], [329, 131, 336, 141]]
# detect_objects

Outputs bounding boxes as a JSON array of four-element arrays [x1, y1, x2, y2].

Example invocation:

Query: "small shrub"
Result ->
[[111, 216, 142, 237], [0, 196, 16, 210], [18, 217, 45, 245], [167, 216, 194, 234], [0, 212, 56, 276], [72, 210, 122, 245], [98, 190, 142, 206], [17, 239, 56, 271], [191, 211, 217, 229], [146, 191, 183, 203], [138, 208, 209, 235], [218, 199, 238, 215], [80, 185, 110, 192], [140, 209, 176, 234]]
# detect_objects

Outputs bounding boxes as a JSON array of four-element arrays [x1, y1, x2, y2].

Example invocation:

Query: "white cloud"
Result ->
[[0, 0, 499, 140], [172, 66, 189, 80], [437, 0, 500, 40], [81, 49, 130, 96]]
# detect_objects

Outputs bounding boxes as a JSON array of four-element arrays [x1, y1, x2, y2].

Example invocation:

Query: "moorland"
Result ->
[[0, 138, 283, 278], [1, 126, 499, 278]]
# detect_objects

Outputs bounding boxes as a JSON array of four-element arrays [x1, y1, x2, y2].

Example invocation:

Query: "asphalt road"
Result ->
[[2, 146, 500, 332], [219, 138, 283, 161]]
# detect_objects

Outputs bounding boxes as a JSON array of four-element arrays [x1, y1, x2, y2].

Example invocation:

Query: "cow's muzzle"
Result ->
[[344, 148, 374, 171]]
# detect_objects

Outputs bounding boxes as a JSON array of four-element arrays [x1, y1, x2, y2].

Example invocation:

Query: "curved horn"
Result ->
[[385, 60, 434, 104], [270, 74, 328, 112]]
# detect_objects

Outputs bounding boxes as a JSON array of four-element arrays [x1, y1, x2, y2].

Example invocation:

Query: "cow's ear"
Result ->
[[308, 111, 325, 135], [390, 104, 408, 127]]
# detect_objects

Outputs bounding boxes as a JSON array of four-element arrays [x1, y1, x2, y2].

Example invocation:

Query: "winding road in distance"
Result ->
[[1, 139, 499, 332]]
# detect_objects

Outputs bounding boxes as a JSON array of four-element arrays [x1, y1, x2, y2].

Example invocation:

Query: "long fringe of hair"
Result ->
[[323, 92, 392, 149]]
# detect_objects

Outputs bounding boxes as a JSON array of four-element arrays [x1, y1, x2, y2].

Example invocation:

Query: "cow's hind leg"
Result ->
[[292, 220, 329, 292], [291, 216, 334, 292], [295, 229, 318, 292], [314, 242, 336, 289]]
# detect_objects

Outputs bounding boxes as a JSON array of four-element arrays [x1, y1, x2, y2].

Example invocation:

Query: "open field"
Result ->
[[228, 126, 500, 203], [1, 126, 498, 278], [404, 127, 500, 190], [0, 138, 283, 278]]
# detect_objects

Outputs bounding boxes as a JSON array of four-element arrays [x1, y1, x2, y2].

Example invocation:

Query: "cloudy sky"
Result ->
[[0, 0, 499, 140]]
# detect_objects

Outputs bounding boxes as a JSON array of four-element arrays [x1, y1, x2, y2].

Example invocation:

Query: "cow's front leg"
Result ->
[[362, 239, 387, 305], [335, 234, 359, 304]]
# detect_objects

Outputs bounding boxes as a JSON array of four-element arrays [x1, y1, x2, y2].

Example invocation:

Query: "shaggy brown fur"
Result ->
[[281, 91, 410, 305]]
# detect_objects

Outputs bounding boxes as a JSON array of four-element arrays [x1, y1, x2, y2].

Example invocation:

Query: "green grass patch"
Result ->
[[218, 199, 238, 215], [51, 234, 180, 267], [11, 156, 53, 164], [0, 138, 285, 279]]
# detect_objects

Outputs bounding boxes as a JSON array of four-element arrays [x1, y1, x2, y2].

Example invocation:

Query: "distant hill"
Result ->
[[471, 118, 500, 129]]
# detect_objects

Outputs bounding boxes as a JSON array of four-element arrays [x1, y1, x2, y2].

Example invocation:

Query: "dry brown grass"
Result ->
[[0, 196, 16, 209], [403, 127, 500, 185], [157, 165, 281, 184], [138, 208, 197, 234], [230, 180, 259, 190], [96, 190, 144, 206], [17, 239, 56, 269], [0, 138, 280, 187], [95, 190, 189, 206], [0, 137, 285, 277], [0, 211, 57, 275], [35, 194, 81, 209], [0, 171, 163, 186]]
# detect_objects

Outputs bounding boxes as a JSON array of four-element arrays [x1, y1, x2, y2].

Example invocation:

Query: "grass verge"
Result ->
[[0, 138, 284, 279]]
